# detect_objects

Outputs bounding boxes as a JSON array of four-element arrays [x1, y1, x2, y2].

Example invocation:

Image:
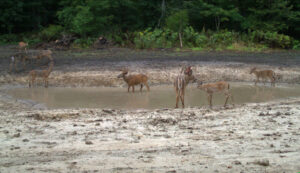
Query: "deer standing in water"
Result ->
[[197, 81, 234, 109], [18, 42, 28, 53], [117, 69, 150, 92], [174, 66, 196, 108], [28, 59, 54, 88], [250, 67, 276, 86]]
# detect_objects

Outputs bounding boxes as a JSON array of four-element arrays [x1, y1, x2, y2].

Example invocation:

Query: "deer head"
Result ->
[[250, 67, 257, 74], [184, 66, 196, 83], [117, 69, 129, 78]]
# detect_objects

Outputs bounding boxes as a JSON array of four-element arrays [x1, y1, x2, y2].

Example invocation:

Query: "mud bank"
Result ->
[[0, 90, 300, 172], [1, 48, 300, 87]]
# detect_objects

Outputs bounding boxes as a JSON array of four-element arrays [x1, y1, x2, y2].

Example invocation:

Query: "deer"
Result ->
[[18, 42, 28, 53], [197, 81, 234, 109], [117, 69, 150, 92], [9, 52, 29, 72], [174, 66, 196, 108], [250, 67, 276, 86], [36, 50, 53, 60], [28, 60, 54, 88]]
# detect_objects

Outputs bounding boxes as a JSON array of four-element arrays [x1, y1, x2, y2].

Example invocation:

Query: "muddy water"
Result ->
[[6, 83, 300, 109]]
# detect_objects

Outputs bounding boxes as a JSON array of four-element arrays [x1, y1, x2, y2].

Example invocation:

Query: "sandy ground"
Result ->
[[0, 47, 300, 172]]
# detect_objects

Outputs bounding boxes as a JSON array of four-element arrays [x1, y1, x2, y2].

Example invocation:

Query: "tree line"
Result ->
[[0, 0, 299, 49]]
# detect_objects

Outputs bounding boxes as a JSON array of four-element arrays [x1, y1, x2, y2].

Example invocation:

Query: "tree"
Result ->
[[166, 10, 189, 47]]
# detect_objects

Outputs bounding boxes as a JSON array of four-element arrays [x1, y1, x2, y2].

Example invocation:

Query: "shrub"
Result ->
[[249, 30, 292, 49], [39, 25, 64, 41], [0, 34, 19, 44], [292, 40, 300, 50], [133, 28, 178, 49], [73, 37, 95, 48]]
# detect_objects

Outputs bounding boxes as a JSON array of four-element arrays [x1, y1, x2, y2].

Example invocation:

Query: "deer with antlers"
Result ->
[[174, 66, 196, 108], [197, 81, 234, 109], [28, 59, 54, 88], [117, 69, 150, 92], [250, 67, 276, 86]]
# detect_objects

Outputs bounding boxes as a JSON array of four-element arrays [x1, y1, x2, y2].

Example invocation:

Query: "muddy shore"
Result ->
[[1, 48, 300, 87], [0, 47, 300, 172]]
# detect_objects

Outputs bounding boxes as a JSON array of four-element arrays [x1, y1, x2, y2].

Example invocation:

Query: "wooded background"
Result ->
[[0, 0, 299, 49]]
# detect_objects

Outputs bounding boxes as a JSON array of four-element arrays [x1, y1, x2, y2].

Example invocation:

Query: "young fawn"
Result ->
[[117, 69, 150, 92], [250, 67, 276, 86], [18, 42, 28, 53], [28, 60, 54, 88], [197, 81, 234, 109], [174, 66, 196, 108]]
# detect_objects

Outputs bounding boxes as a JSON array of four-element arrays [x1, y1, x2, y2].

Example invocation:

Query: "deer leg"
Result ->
[[14, 61, 18, 72], [32, 77, 36, 87], [255, 77, 259, 86], [44, 78, 48, 88], [132, 86, 135, 92], [22, 58, 26, 70], [140, 84, 143, 92], [271, 77, 275, 87], [144, 82, 150, 91], [28, 76, 32, 88], [230, 92, 235, 106], [180, 90, 185, 108], [9, 62, 13, 73], [224, 92, 229, 107], [208, 94, 213, 109], [128, 85, 130, 92], [175, 89, 179, 108]]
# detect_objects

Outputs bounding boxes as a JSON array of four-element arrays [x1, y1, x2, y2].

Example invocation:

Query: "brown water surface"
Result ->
[[6, 83, 300, 109]]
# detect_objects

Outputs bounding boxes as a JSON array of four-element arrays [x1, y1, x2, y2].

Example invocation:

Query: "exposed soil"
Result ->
[[0, 46, 300, 172]]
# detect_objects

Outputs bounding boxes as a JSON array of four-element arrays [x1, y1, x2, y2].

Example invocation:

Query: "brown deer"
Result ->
[[174, 66, 196, 108], [18, 42, 28, 53], [28, 60, 54, 88], [9, 53, 28, 72], [117, 69, 150, 92], [197, 81, 234, 109], [36, 50, 53, 60], [250, 67, 276, 86]]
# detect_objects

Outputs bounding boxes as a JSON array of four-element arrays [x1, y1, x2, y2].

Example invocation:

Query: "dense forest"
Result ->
[[0, 0, 299, 50]]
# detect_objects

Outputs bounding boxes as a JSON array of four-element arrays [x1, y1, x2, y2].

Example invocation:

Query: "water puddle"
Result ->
[[6, 83, 300, 109]]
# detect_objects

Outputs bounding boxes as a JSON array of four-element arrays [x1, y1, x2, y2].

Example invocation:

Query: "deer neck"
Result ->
[[46, 61, 54, 75], [184, 75, 191, 87], [123, 74, 130, 83], [253, 70, 260, 76]]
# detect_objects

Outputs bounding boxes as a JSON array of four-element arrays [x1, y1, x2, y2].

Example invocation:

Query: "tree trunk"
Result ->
[[179, 32, 183, 48]]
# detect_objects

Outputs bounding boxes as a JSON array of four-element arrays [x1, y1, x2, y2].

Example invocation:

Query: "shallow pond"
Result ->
[[6, 83, 300, 109]]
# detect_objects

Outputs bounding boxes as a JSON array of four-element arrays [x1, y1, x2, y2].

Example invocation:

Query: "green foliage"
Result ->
[[242, 0, 294, 32], [182, 27, 208, 47], [39, 25, 64, 41], [133, 28, 178, 49], [73, 37, 96, 48], [249, 30, 292, 48], [292, 40, 300, 50], [208, 30, 238, 48], [166, 10, 189, 32], [0, 34, 19, 44], [0, 0, 299, 50]]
